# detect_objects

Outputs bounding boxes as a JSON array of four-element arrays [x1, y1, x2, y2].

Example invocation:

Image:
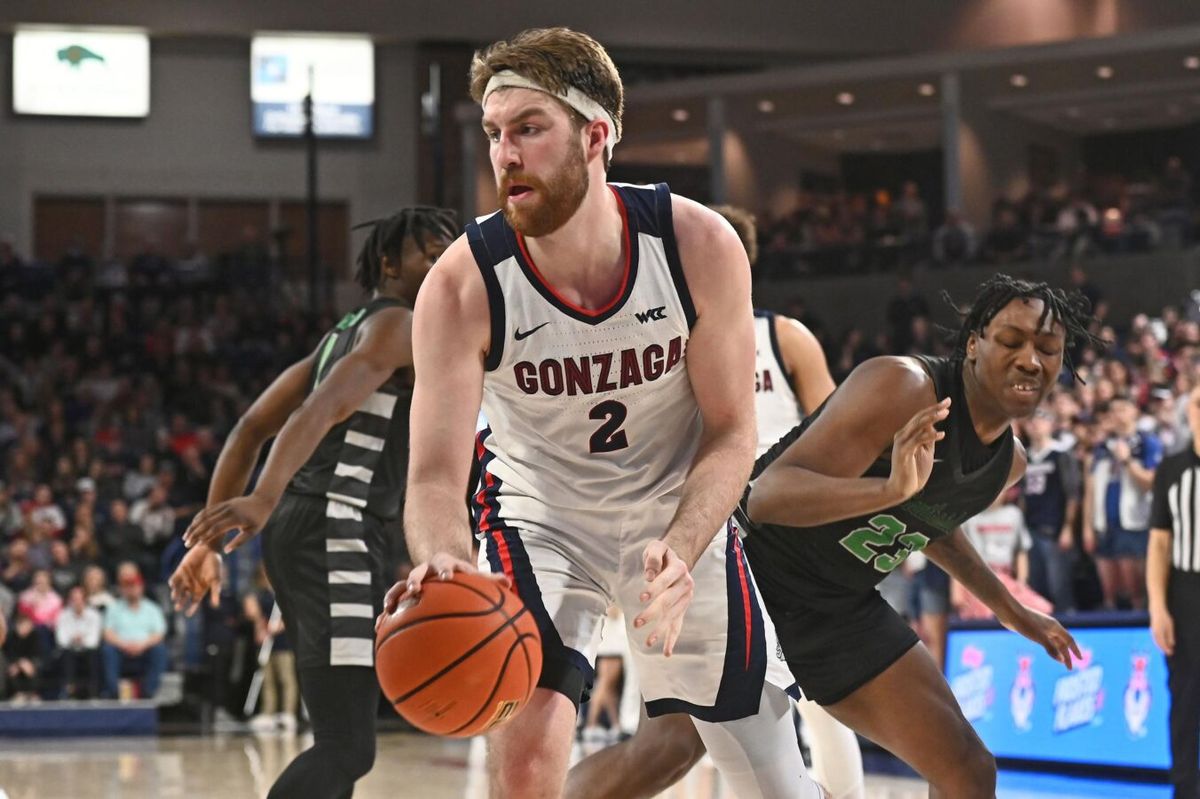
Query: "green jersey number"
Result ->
[[839, 514, 930, 574]]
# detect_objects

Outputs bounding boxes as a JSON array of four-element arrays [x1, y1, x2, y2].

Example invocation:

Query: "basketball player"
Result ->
[[170, 207, 459, 799], [380, 28, 823, 799], [565, 206, 862, 799], [742, 275, 1094, 797]]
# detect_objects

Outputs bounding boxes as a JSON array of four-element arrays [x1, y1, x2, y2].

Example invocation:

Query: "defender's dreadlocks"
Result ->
[[352, 206, 458, 293], [944, 273, 1105, 382]]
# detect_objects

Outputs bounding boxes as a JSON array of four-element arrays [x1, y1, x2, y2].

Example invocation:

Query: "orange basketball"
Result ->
[[375, 571, 542, 737]]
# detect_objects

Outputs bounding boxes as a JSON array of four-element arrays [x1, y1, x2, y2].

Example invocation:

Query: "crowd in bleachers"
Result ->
[[757, 157, 1196, 277]]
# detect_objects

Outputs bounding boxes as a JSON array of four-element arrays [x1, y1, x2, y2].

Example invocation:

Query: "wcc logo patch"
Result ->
[[635, 306, 667, 323]]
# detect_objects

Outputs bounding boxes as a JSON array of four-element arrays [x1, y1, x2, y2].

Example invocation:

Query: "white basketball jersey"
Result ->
[[468, 183, 700, 511], [753, 310, 802, 457]]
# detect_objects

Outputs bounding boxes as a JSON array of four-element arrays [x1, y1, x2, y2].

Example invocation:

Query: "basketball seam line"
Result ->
[[386, 606, 530, 706], [375, 580, 507, 652], [447, 631, 537, 736]]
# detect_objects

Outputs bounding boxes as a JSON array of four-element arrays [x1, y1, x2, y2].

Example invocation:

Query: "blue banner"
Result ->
[[945, 625, 1169, 770], [253, 101, 373, 139]]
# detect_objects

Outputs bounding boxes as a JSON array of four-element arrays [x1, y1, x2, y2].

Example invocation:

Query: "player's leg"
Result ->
[[474, 509, 613, 796], [565, 708, 707, 799], [262, 495, 382, 797], [823, 644, 995, 799], [620, 511, 823, 799], [691, 681, 824, 799], [796, 698, 865, 799], [267, 665, 379, 799]]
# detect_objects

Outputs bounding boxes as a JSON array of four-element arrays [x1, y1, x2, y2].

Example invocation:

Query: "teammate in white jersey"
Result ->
[[566, 207, 860, 798], [379, 27, 822, 799]]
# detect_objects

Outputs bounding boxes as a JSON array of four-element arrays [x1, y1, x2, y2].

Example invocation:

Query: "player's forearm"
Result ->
[[206, 419, 270, 506], [926, 529, 1022, 623], [1146, 530, 1172, 615], [748, 465, 904, 528], [250, 401, 345, 504], [663, 425, 756, 568], [404, 482, 475, 564]]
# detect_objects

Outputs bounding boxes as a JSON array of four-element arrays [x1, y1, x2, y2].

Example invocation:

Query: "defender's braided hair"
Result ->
[[352, 206, 458, 292], [944, 273, 1105, 382]]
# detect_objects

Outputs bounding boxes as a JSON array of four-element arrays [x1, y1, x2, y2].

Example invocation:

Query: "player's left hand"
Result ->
[[182, 494, 275, 553], [634, 540, 695, 657], [1006, 606, 1081, 670]]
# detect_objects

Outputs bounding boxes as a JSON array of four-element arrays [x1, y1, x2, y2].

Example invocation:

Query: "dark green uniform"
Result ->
[[742, 356, 1014, 704], [265, 297, 411, 670]]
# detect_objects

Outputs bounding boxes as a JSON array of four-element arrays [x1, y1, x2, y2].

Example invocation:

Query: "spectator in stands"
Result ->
[[17, 569, 62, 634], [81, 565, 114, 614], [48, 540, 80, 596], [895, 180, 929, 242], [102, 498, 145, 575], [0, 481, 22, 538], [26, 484, 66, 539], [129, 484, 178, 581], [2, 538, 34, 593], [244, 567, 298, 732], [100, 562, 167, 700], [885, 275, 930, 355], [3, 610, 46, 702], [931, 209, 977, 267], [69, 522, 101, 566], [954, 491, 1050, 620], [56, 585, 102, 698], [1085, 396, 1162, 609], [122, 454, 158, 503], [1055, 192, 1099, 258], [1158, 156, 1194, 248], [982, 206, 1029, 263], [1021, 406, 1082, 613]]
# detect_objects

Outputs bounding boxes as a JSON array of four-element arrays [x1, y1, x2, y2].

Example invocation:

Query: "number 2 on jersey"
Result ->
[[839, 513, 930, 573], [589, 400, 629, 453]]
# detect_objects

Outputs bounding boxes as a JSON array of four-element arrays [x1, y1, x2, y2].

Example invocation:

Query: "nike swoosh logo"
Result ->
[[514, 322, 551, 341]]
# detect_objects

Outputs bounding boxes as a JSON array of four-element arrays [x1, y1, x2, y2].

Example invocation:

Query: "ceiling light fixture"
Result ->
[[1010, 73, 1028, 88], [917, 83, 936, 97], [757, 99, 776, 113], [1096, 65, 1114, 79], [671, 108, 689, 122], [1185, 56, 1200, 70], [836, 91, 855, 106]]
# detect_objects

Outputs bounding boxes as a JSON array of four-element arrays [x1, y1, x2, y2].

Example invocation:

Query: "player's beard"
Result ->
[[497, 141, 589, 238]]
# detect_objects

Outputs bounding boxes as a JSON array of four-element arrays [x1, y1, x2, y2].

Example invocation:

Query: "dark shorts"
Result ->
[[262, 492, 388, 670], [1096, 526, 1149, 559], [770, 587, 920, 706]]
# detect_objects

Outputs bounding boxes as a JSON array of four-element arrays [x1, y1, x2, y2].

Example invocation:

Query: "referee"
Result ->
[[1149, 383, 1200, 799]]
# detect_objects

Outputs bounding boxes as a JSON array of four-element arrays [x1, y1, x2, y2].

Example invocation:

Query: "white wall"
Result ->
[[0, 36, 418, 260]]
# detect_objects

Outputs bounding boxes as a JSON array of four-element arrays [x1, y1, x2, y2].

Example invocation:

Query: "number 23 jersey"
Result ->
[[743, 355, 1015, 603], [467, 182, 701, 511]]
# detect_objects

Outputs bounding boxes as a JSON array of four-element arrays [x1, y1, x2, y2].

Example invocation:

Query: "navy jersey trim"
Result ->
[[644, 524, 766, 722], [506, 185, 640, 326], [653, 183, 697, 329], [466, 218, 508, 371], [756, 309, 795, 389]]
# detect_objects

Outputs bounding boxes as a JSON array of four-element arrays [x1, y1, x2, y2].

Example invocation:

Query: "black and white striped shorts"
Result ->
[[261, 491, 388, 669]]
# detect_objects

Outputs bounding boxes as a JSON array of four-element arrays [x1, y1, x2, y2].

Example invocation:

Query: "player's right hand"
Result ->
[[886, 397, 950, 502], [1151, 608, 1176, 656], [169, 546, 223, 617], [376, 553, 510, 631]]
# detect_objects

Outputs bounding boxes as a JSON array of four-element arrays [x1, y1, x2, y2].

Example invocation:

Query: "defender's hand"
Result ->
[[1006, 606, 1081, 669], [886, 398, 950, 503], [169, 546, 223, 617], [183, 494, 276, 553], [634, 540, 695, 657], [376, 553, 509, 631]]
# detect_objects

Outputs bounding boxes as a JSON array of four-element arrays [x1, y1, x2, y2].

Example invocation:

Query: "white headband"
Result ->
[[483, 70, 620, 159]]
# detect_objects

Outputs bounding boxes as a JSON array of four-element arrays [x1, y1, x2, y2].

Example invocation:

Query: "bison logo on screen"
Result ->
[[1009, 655, 1036, 731], [1123, 654, 1151, 738], [57, 45, 105, 68]]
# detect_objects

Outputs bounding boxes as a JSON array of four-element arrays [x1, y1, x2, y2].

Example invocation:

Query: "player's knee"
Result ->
[[943, 734, 995, 797], [331, 736, 376, 782], [489, 739, 558, 792]]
